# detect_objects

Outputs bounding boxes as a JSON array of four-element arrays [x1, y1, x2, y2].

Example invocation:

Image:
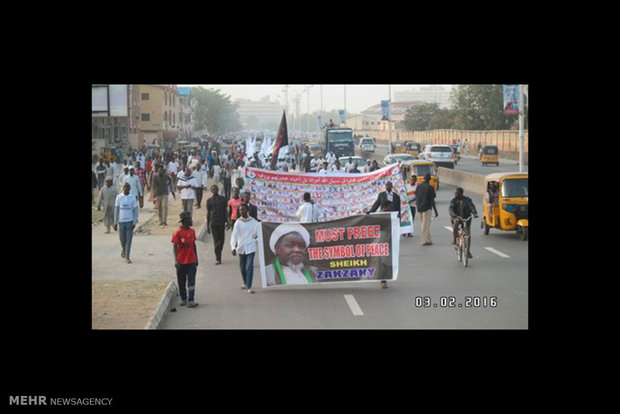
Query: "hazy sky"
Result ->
[[179, 84, 453, 115]]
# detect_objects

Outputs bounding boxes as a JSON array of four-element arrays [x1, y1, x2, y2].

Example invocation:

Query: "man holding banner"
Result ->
[[367, 181, 401, 219]]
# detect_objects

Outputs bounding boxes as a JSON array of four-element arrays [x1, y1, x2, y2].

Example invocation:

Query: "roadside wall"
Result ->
[[355, 128, 528, 161], [437, 167, 486, 197]]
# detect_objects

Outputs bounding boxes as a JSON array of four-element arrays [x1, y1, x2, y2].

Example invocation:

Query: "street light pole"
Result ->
[[320, 85, 323, 131], [343, 85, 347, 126], [519, 84, 526, 173], [305, 85, 313, 136], [388, 84, 392, 155]]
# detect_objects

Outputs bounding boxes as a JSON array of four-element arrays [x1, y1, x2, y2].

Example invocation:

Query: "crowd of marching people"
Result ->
[[93, 134, 459, 301]]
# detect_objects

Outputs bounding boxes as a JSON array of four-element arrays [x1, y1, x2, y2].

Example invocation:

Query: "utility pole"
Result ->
[[320, 85, 323, 131], [305, 85, 313, 135], [519, 84, 526, 172], [343, 85, 347, 126], [388, 84, 392, 155], [295, 94, 301, 135]]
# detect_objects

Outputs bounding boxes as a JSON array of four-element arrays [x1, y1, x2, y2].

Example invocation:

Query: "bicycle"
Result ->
[[453, 214, 475, 267]]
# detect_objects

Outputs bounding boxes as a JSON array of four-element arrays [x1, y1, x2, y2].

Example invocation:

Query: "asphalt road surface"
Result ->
[[160, 181, 528, 329], [361, 143, 528, 175]]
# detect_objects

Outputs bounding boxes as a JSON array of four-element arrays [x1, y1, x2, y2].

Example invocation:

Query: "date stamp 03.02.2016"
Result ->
[[414, 296, 498, 309]]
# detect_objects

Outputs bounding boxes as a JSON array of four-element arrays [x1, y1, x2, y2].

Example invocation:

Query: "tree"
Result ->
[[449, 85, 519, 130], [191, 87, 242, 135], [428, 108, 457, 130], [402, 103, 441, 131]]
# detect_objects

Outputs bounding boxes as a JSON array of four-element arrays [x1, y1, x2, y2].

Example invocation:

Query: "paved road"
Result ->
[[159, 181, 528, 329], [361, 143, 528, 175]]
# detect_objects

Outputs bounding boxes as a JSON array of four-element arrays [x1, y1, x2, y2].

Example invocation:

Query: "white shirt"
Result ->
[[265, 263, 309, 286], [167, 161, 179, 175], [344, 162, 355, 173], [118, 172, 130, 188], [280, 266, 309, 284], [115, 193, 138, 223], [192, 169, 205, 189], [177, 173, 198, 200], [230, 217, 259, 255], [212, 165, 221, 181], [296, 201, 321, 223], [386, 191, 394, 203]]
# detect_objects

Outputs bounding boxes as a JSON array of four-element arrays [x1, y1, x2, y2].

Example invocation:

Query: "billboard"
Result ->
[[92, 84, 128, 117]]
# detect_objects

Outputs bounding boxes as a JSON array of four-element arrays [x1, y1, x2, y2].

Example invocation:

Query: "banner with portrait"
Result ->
[[244, 164, 413, 233], [381, 100, 390, 121], [502, 85, 520, 114], [258, 213, 399, 288]]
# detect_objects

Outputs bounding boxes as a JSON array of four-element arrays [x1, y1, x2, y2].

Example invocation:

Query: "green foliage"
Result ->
[[402, 103, 441, 131], [449, 85, 520, 130], [191, 87, 242, 134], [401, 85, 526, 131]]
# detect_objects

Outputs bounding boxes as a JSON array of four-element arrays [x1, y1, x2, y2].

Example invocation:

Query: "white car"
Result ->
[[420, 144, 455, 169], [358, 137, 375, 153], [339, 156, 367, 171], [383, 153, 416, 167]]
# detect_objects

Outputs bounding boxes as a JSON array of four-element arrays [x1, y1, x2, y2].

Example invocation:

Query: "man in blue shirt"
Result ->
[[114, 183, 139, 264]]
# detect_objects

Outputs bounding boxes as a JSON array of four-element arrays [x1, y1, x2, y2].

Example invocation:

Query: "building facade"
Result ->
[[360, 101, 425, 131], [177, 87, 195, 140], [393, 85, 452, 108], [138, 85, 179, 148], [235, 96, 284, 131], [92, 84, 138, 155]]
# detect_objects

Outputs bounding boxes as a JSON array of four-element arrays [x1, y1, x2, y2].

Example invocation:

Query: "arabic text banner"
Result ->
[[258, 213, 400, 288], [244, 164, 413, 233]]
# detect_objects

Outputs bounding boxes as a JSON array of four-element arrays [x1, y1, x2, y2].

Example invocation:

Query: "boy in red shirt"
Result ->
[[172, 211, 199, 307]]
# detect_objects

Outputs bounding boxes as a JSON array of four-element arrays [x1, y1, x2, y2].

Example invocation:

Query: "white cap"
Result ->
[[269, 223, 310, 253]]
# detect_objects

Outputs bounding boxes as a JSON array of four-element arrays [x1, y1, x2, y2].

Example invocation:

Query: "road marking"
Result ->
[[344, 295, 364, 316], [444, 226, 453, 231], [484, 247, 510, 258]]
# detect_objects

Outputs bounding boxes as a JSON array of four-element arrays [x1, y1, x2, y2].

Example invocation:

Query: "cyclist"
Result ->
[[449, 187, 478, 259]]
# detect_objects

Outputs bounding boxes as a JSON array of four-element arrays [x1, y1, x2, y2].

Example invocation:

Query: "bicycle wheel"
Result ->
[[463, 235, 469, 267]]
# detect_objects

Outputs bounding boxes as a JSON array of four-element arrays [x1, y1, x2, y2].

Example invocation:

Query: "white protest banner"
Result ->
[[244, 164, 413, 234]]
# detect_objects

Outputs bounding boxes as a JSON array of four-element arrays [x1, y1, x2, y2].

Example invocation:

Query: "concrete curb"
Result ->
[[145, 281, 178, 329]]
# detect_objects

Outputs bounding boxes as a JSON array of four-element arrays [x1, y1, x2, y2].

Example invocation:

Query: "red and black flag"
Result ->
[[270, 110, 288, 169]]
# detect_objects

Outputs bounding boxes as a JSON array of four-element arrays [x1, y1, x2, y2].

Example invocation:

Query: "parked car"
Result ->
[[358, 137, 375, 153], [420, 144, 455, 168]]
